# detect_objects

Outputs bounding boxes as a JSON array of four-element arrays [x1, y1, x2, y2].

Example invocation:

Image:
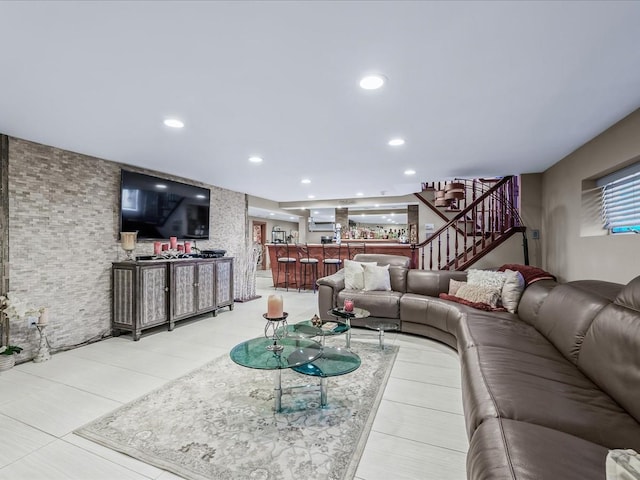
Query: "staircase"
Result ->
[[412, 176, 527, 270]]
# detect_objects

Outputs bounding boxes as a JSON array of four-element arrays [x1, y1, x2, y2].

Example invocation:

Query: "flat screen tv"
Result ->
[[120, 170, 211, 240]]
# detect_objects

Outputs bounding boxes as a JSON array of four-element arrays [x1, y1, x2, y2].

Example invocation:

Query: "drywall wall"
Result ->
[[542, 108, 640, 283]]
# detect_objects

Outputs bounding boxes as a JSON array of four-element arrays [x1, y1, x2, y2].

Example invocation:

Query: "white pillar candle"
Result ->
[[121, 232, 137, 250], [38, 308, 48, 325], [267, 295, 283, 318]]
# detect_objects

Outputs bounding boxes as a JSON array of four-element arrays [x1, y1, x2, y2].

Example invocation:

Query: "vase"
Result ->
[[0, 354, 15, 372]]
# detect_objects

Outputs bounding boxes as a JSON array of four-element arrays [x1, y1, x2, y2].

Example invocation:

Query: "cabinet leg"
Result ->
[[168, 321, 175, 332], [229, 304, 234, 311], [212, 310, 218, 317], [112, 328, 121, 337], [133, 330, 141, 341]]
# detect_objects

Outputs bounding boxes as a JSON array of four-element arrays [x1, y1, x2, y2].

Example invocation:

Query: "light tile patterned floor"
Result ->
[[0, 275, 467, 480]]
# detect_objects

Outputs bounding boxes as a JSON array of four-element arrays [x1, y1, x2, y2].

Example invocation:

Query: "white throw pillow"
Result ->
[[501, 269, 525, 313], [467, 269, 506, 290], [362, 264, 391, 291], [456, 284, 501, 307], [449, 279, 466, 296], [344, 259, 377, 290]]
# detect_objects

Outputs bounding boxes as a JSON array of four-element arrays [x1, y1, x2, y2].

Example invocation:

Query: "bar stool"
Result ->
[[296, 243, 319, 292], [347, 242, 366, 259], [274, 243, 297, 291], [322, 243, 343, 276]]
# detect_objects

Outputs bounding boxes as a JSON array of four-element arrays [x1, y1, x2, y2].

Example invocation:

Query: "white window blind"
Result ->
[[597, 163, 640, 232]]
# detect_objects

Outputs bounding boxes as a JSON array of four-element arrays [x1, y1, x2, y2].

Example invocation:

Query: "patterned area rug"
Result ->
[[75, 339, 398, 480]]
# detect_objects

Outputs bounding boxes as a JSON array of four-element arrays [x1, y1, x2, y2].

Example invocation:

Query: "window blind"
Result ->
[[600, 170, 640, 231]]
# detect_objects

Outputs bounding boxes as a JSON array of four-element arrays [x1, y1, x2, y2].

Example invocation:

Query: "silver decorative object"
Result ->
[[263, 312, 288, 352], [33, 324, 51, 363]]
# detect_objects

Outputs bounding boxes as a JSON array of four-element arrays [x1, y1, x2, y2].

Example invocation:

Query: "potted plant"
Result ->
[[0, 345, 23, 371]]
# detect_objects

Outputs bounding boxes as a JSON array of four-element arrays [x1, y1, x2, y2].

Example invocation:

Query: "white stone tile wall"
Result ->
[[7, 137, 247, 360]]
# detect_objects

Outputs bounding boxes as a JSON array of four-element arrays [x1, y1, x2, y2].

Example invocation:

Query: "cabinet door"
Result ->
[[215, 258, 234, 307], [140, 265, 168, 327], [172, 262, 197, 320], [196, 261, 216, 312]]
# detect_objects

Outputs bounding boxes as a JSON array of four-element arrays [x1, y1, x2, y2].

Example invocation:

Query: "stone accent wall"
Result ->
[[7, 136, 247, 360]]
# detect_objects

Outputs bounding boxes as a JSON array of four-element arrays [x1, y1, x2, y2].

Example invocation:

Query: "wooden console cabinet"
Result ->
[[112, 257, 234, 340]]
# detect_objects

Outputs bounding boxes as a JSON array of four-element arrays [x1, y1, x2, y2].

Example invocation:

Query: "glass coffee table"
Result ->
[[281, 319, 350, 346], [327, 307, 370, 348], [365, 319, 400, 350], [291, 346, 361, 407], [230, 336, 322, 412]]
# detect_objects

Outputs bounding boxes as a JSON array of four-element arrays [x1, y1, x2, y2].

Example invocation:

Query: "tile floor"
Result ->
[[0, 275, 467, 480]]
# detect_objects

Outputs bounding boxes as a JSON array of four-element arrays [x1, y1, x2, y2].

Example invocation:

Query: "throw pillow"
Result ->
[[456, 283, 501, 307], [501, 269, 526, 313], [467, 269, 506, 290], [449, 279, 466, 296], [344, 259, 377, 290], [363, 264, 391, 291]]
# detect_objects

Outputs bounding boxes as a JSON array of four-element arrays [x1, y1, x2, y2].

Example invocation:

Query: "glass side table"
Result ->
[[281, 319, 350, 346], [365, 319, 400, 350], [327, 307, 370, 348], [291, 346, 361, 407]]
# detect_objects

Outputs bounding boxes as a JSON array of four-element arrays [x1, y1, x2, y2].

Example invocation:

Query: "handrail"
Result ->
[[411, 176, 526, 270]]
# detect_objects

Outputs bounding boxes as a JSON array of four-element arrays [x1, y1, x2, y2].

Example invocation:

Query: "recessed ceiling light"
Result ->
[[308, 195, 315, 199], [290, 217, 295, 220], [313, 211, 319, 214], [163, 118, 184, 128], [269, 213, 275, 216], [356, 192, 364, 196], [301, 178, 311, 184], [374, 204, 380, 207], [248, 156, 263, 163], [388, 138, 405, 146], [359, 74, 386, 90], [404, 169, 416, 175], [156, 184, 167, 189]]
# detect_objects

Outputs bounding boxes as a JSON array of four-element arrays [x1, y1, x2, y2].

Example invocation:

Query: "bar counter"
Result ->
[[265, 242, 414, 289]]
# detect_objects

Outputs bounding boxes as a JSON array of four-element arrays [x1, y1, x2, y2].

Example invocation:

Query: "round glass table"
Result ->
[[291, 346, 361, 407], [365, 319, 400, 350], [327, 307, 370, 348], [230, 336, 322, 412], [281, 319, 350, 345]]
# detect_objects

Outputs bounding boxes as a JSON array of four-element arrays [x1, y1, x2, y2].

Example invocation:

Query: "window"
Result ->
[[597, 162, 640, 234]]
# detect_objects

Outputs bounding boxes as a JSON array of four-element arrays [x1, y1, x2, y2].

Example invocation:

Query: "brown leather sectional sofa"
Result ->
[[317, 254, 640, 480]]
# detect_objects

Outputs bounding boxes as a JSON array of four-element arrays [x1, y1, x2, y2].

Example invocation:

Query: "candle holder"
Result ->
[[263, 312, 288, 352], [33, 324, 51, 363], [120, 232, 137, 262]]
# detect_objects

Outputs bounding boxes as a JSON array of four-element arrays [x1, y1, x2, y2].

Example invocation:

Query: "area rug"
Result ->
[[75, 339, 398, 480]]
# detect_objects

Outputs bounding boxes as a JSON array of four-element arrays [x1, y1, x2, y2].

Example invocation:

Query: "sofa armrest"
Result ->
[[317, 271, 345, 321], [317, 270, 345, 291]]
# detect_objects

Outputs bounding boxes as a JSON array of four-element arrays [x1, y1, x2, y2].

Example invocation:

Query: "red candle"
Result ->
[[344, 299, 354, 312], [169, 237, 178, 249], [153, 242, 162, 255], [184, 242, 192, 253], [177, 244, 184, 252], [162, 243, 169, 251]]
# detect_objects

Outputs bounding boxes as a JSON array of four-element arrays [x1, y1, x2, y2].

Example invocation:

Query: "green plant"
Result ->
[[0, 345, 23, 355]]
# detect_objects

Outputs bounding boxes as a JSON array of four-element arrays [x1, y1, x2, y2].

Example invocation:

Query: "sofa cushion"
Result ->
[[468, 269, 506, 290], [343, 259, 376, 290], [500, 269, 525, 313], [353, 254, 410, 293], [456, 284, 502, 307], [578, 290, 640, 424], [467, 418, 608, 480], [535, 284, 611, 364], [448, 279, 466, 295], [406, 269, 467, 297], [362, 264, 391, 291], [461, 344, 640, 449], [400, 293, 467, 335], [337, 289, 402, 320], [517, 279, 557, 326]]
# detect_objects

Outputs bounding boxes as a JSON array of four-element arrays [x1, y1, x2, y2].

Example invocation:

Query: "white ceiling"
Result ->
[[2, 1, 640, 205]]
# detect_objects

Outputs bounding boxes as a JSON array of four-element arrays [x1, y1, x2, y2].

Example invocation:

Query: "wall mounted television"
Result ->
[[120, 170, 211, 240]]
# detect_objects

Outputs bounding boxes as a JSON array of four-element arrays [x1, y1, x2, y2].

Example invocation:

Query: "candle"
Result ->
[[162, 243, 169, 251], [38, 308, 49, 325], [184, 242, 191, 253], [169, 236, 178, 250], [177, 244, 184, 252], [153, 242, 162, 255], [120, 232, 137, 250], [267, 294, 283, 318], [344, 298, 354, 312]]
